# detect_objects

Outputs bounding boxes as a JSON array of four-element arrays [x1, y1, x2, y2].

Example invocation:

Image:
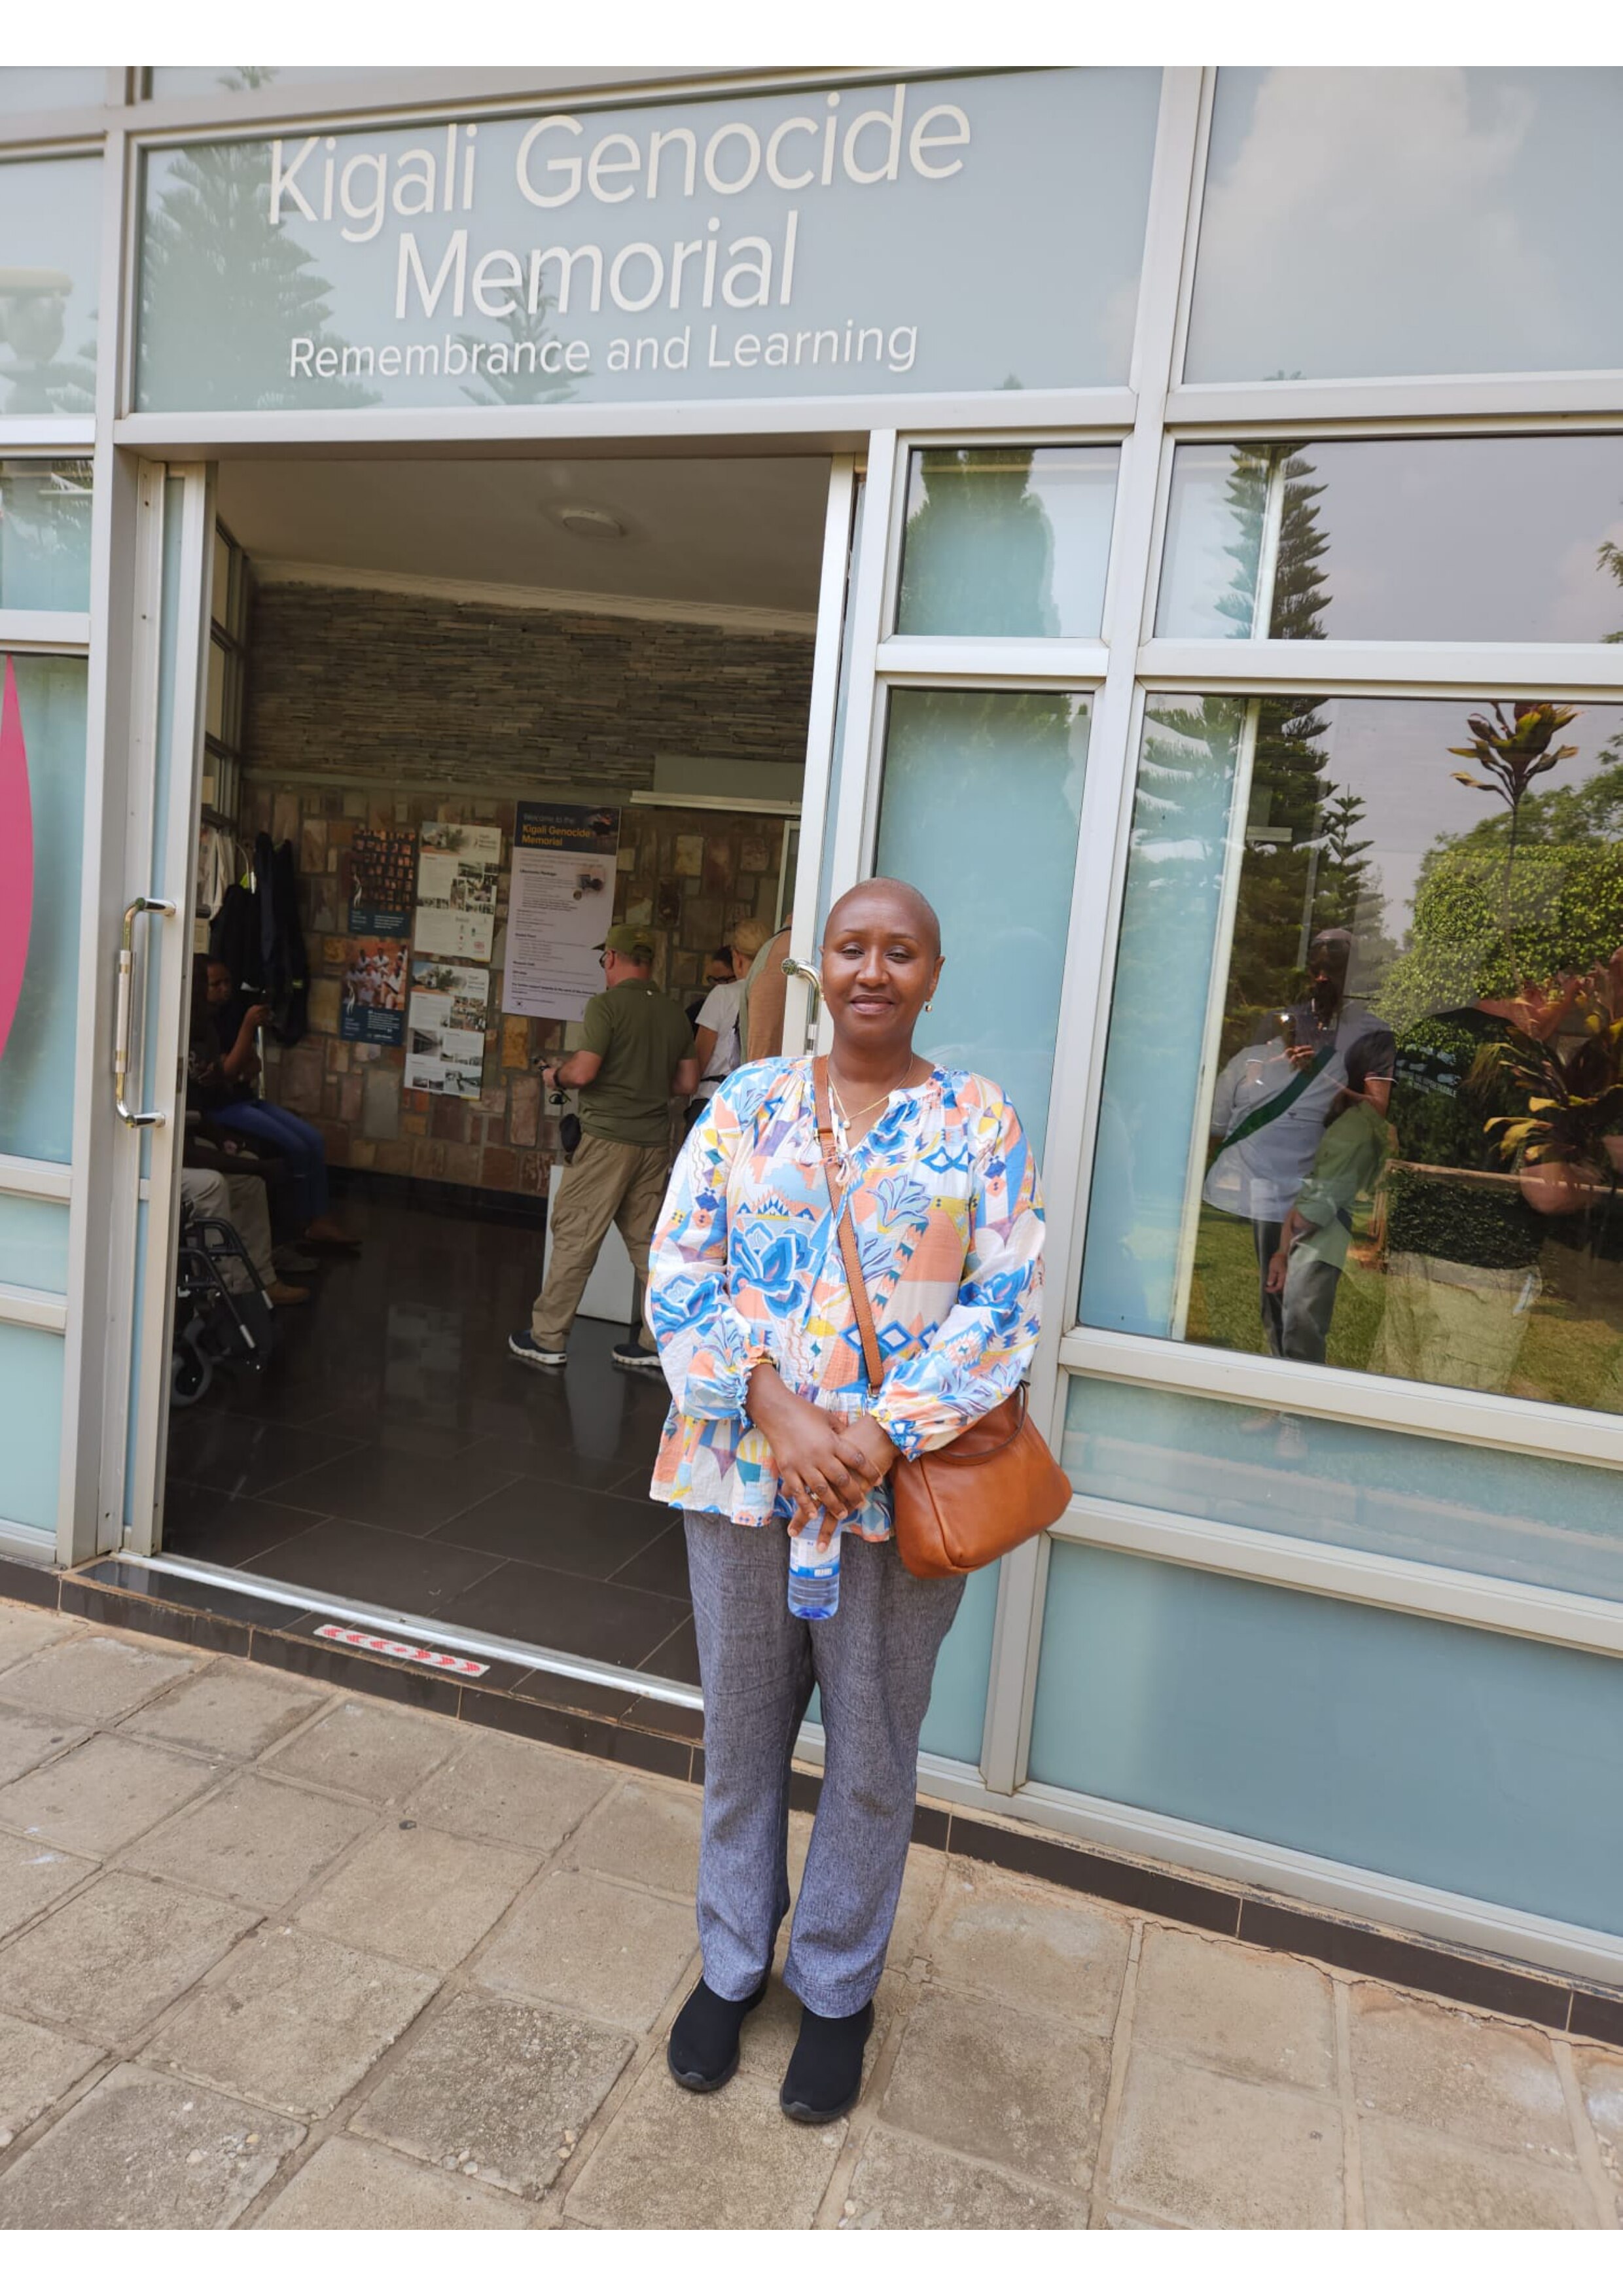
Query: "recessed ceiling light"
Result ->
[[550, 503, 627, 540]]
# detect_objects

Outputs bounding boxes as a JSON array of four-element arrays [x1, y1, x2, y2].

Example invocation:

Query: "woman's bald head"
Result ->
[[825, 877, 942, 959]]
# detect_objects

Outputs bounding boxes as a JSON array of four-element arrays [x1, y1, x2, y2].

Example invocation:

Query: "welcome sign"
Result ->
[[134, 69, 1160, 412]]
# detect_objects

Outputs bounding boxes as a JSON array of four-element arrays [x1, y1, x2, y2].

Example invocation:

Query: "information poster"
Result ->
[[502, 802, 620, 1024], [338, 936, 410, 1045], [405, 957, 490, 1099], [347, 828, 416, 935], [414, 822, 502, 963]]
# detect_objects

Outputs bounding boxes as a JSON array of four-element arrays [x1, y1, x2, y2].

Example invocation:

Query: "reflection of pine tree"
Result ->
[[896, 449, 1059, 635], [139, 81, 378, 414], [454, 303, 578, 408], [1220, 446, 1336, 1054]]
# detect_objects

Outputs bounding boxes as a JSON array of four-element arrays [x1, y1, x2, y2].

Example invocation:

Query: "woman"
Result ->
[[647, 877, 1044, 2123], [189, 957, 357, 1252], [688, 917, 770, 1126]]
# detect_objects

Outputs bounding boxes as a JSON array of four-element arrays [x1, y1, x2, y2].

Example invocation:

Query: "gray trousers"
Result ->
[[1280, 1247, 1342, 1365], [684, 1508, 964, 2019]]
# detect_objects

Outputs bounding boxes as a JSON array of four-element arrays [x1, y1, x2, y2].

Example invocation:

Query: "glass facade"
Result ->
[[896, 446, 1118, 637], [0, 460, 94, 612], [1185, 67, 1623, 383], [3, 64, 1623, 1958], [1157, 435, 1623, 644], [0, 154, 102, 416], [0, 656, 88, 1164]]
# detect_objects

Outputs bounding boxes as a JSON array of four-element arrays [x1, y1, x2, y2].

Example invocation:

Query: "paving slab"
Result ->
[[880, 1983, 1108, 2192], [352, 1988, 632, 2202], [922, 1863, 1131, 2036], [840, 2124, 1089, 2230], [148, 1923, 438, 2119], [256, 2133, 537, 2229], [1361, 2115, 1598, 2229], [567, 1778, 702, 1899], [0, 2062, 301, 2230], [0, 1833, 95, 1947], [476, 1867, 696, 2031], [296, 1821, 538, 1971], [886, 1846, 948, 1967], [1132, 1924, 1336, 2091], [0, 1733, 218, 1858], [0, 1634, 196, 1725], [262, 1698, 461, 1805], [1346, 1984, 1573, 2164], [0, 1871, 255, 2045], [566, 2053, 846, 2229], [0, 2009, 103, 2147], [0, 1710, 90, 1792], [1107, 2045, 1344, 2229], [130, 1664, 327, 1762], [0, 1612, 76, 1676], [405, 1731, 613, 1853], [128, 1771, 377, 1911], [1577, 2047, 1623, 2223]]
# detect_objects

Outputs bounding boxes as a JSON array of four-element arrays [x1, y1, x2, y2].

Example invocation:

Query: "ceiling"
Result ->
[[215, 454, 831, 624]]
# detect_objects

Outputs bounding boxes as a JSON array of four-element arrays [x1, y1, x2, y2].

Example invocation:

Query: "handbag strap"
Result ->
[[812, 1057, 885, 1397]]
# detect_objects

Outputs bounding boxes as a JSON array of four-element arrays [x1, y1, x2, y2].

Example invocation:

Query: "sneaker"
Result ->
[[611, 1338, 663, 1373], [667, 1975, 769, 2093], [779, 2000, 874, 2124], [266, 1281, 311, 1307], [272, 1245, 320, 1275], [509, 1330, 567, 1369]]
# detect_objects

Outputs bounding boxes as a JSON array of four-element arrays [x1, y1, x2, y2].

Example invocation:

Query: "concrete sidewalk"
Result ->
[[0, 1599, 1618, 2231]]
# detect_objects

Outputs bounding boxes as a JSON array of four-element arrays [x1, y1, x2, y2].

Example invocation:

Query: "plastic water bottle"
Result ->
[[787, 1518, 841, 1619]]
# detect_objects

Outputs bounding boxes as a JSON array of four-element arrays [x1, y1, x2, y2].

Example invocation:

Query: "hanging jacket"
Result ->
[[260, 834, 309, 1046], [207, 881, 266, 999]]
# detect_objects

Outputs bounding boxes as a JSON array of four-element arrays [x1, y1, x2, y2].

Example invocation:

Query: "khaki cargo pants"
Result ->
[[531, 1130, 672, 1353]]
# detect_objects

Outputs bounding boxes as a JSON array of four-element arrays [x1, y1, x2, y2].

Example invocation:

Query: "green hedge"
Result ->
[[1383, 1166, 1544, 1270], [1376, 845, 1623, 1034]]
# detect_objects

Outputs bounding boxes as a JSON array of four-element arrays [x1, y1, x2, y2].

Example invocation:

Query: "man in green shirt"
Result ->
[[510, 925, 697, 1374], [1264, 1039, 1392, 1364]]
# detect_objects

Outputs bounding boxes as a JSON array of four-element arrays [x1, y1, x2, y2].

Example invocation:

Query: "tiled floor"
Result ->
[[160, 1192, 694, 1680], [1, 1608, 1618, 2231]]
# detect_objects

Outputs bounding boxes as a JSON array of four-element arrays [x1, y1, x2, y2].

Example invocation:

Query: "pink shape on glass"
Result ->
[[0, 654, 34, 1067]]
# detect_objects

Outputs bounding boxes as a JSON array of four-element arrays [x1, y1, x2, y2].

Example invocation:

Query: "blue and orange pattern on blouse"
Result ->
[[647, 1054, 1044, 1536]]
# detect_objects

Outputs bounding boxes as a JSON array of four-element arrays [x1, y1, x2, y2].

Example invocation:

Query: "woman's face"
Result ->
[[820, 887, 942, 1061]]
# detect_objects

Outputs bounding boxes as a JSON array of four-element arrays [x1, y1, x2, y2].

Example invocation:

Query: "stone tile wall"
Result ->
[[241, 583, 808, 1202]]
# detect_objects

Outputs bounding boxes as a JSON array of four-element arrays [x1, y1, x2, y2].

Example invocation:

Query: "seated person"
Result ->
[[1264, 1039, 1393, 1365], [188, 956, 357, 1252]]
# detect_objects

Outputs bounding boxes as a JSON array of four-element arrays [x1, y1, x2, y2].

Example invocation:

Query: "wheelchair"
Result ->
[[170, 1214, 277, 1407]]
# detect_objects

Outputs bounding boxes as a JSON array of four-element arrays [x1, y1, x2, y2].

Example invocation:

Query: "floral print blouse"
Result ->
[[647, 1055, 1045, 1537]]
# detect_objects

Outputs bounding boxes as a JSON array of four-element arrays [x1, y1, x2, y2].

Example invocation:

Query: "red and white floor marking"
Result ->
[[314, 1623, 489, 1676]]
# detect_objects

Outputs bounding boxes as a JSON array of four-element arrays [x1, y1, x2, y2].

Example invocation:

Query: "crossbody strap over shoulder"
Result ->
[[812, 1057, 885, 1398]]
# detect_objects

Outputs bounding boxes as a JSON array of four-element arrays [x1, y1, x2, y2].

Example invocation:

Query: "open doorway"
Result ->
[[158, 450, 832, 1687]]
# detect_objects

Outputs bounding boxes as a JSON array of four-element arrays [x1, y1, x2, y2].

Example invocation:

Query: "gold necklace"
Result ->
[[830, 1062, 920, 1129]]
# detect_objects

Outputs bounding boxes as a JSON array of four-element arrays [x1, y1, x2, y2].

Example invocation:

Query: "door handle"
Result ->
[[114, 896, 177, 1128]]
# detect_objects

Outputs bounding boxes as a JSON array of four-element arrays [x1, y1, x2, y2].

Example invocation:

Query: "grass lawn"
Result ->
[[1186, 1207, 1623, 1411]]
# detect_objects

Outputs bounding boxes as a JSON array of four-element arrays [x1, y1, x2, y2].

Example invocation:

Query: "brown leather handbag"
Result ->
[[813, 1061, 1071, 1579]]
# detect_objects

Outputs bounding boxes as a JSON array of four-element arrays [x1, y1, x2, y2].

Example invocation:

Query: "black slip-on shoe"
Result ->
[[666, 1975, 770, 2093], [779, 2000, 874, 2123]]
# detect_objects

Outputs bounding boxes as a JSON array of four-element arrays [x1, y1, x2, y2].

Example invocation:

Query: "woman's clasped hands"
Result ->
[[746, 1364, 899, 1547]]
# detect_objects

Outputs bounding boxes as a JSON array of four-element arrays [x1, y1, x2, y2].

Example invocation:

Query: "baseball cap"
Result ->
[[597, 923, 656, 959]]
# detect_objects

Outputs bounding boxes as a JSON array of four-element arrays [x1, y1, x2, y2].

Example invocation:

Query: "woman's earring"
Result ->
[[925, 999, 933, 1011]]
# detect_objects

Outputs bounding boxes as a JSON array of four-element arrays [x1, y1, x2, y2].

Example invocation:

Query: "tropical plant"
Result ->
[[1471, 951, 1623, 1175], [1448, 701, 1582, 956]]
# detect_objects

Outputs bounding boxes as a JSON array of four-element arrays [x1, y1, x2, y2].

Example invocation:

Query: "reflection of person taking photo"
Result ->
[[1263, 1038, 1393, 1363]]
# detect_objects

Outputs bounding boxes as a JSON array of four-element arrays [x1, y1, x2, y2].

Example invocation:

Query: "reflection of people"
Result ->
[[1205, 930, 1395, 1355], [690, 919, 770, 1118], [649, 878, 1044, 2124], [1263, 1039, 1392, 1362], [509, 925, 698, 1375], [194, 958, 359, 1252]]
